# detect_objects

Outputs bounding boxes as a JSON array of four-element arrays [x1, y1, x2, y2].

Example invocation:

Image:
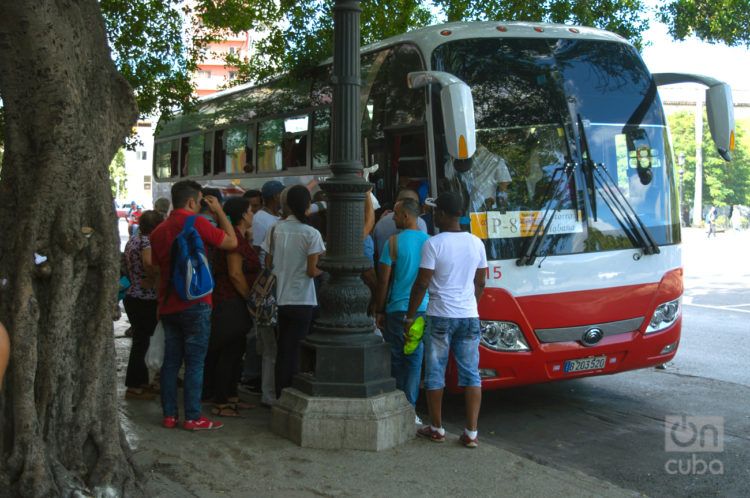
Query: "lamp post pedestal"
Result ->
[[270, 0, 413, 451]]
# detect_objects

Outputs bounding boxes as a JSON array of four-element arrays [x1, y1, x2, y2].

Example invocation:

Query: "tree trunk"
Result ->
[[0, 1, 139, 496]]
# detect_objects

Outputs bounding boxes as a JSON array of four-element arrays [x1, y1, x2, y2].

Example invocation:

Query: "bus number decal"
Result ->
[[485, 265, 502, 280]]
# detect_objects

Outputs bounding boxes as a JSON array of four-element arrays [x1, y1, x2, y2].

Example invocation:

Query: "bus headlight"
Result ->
[[480, 321, 530, 351], [645, 298, 681, 334]]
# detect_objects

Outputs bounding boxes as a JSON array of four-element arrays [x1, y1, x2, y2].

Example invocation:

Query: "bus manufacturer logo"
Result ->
[[582, 328, 604, 346]]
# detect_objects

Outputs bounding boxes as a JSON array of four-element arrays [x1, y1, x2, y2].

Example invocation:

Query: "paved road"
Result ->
[[440, 228, 750, 497]]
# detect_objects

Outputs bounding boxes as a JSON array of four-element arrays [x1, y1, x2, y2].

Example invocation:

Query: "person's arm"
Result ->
[[474, 268, 487, 303], [374, 261, 392, 328], [141, 247, 159, 289], [227, 252, 251, 300], [363, 190, 375, 238], [362, 268, 378, 315], [306, 253, 323, 278], [204, 195, 238, 250], [403, 268, 433, 334]]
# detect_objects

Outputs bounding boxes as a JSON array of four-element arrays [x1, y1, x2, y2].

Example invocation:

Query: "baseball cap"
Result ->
[[261, 180, 285, 199], [425, 191, 464, 217]]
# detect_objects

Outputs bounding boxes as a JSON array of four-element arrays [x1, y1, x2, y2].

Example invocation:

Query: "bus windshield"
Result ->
[[431, 37, 680, 260]]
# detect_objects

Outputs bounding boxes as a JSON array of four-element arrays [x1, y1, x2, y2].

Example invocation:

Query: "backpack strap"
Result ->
[[389, 233, 398, 264], [183, 215, 197, 232]]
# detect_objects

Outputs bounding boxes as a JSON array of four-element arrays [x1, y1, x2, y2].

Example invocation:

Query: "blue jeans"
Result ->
[[383, 312, 424, 406], [423, 316, 481, 390], [160, 303, 211, 421]]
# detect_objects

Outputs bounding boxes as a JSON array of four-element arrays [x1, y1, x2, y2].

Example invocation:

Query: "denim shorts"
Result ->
[[423, 316, 481, 390]]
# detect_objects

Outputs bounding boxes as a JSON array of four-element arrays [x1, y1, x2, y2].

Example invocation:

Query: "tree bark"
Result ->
[[0, 1, 139, 496]]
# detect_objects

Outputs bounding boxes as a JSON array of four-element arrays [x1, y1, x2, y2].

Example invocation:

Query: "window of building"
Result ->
[[198, 70, 211, 79], [137, 150, 147, 161], [228, 71, 237, 80], [143, 175, 152, 190]]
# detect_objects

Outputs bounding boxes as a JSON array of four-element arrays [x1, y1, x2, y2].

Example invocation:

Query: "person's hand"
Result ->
[[375, 312, 385, 330], [403, 316, 415, 341], [203, 195, 222, 214]]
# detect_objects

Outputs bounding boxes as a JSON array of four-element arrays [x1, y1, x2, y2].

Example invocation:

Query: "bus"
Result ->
[[152, 21, 735, 391]]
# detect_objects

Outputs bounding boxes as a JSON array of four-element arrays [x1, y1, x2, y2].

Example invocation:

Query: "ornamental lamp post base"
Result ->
[[271, 388, 414, 451]]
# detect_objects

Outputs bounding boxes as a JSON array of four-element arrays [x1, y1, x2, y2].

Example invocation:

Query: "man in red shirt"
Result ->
[[150, 180, 237, 430]]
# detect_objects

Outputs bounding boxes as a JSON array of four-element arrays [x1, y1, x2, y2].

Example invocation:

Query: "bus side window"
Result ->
[[258, 119, 283, 172], [203, 132, 212, 176], [214, 130, 226, 175], [283, 115, 309, 169], [312, 108, 331, 169], [185, 134, 205, 177], [180, 137, 189, 176], [154, 140, 178, 179], [225, 126, 250, 174]]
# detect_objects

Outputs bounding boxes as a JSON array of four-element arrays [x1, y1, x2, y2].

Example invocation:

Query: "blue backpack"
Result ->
[[170, 215, 214, 301]]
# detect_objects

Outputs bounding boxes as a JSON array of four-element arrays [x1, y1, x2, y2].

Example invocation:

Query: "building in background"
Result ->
[[193, 30, 253, 97], [121, 120, 157, 208]]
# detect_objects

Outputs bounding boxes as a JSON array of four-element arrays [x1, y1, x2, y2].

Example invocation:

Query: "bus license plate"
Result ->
[[564, 356, 606, 373]]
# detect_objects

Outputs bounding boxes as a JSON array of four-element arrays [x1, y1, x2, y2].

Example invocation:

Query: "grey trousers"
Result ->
[[255, 324, 277, 405]]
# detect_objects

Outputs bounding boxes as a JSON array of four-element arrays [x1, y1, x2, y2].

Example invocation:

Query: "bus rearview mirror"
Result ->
[[706, 83, 735, 161], [653, 73, 735, 162], [408, 71, 477, 163], [440, 83, 477, 161]]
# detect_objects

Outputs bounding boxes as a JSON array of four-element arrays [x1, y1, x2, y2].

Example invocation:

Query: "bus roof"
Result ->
[[198, 21, 628, 105]]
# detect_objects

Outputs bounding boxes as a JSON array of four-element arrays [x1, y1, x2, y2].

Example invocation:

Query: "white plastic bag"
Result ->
[[145, 321, 165, 370]]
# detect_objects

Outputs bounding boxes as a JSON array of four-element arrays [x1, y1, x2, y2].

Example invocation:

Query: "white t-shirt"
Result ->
[[253, 209, 280, 268], [473, 145, 512, 202], [253, 209, 280, 247], [261, 216, 326, 306], [420, 231, 488, 318]]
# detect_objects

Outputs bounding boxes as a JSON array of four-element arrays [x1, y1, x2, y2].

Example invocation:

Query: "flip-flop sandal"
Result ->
[[211, 405, 244, 418], [227, 399, 256, 410]]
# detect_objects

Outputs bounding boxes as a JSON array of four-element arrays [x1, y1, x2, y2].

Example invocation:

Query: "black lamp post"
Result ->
[[293, 0, 395, 397]]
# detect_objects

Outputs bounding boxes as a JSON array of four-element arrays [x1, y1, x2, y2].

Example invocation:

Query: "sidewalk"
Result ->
[[115, 323, 639, 497]]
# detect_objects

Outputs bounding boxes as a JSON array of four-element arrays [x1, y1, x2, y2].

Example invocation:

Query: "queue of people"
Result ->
[[119, 178, 487, 448]]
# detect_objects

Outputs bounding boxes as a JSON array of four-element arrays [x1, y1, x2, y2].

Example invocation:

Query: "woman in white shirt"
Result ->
[[262, 185, 325, 396]]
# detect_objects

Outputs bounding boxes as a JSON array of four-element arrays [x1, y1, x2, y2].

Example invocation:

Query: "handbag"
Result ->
[[248, 226, 278, 326]]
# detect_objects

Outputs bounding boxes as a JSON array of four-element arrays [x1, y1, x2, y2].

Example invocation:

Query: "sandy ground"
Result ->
[[114, 319, 638, 497]]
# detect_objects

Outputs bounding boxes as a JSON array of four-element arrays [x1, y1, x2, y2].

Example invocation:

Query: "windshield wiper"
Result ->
[[577, 115, 660, 256], [516, 160, 577, 266], [516, 68, 579, 266]]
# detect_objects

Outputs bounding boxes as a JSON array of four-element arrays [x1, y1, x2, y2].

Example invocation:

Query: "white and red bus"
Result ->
[[152, 21, 735, 391]]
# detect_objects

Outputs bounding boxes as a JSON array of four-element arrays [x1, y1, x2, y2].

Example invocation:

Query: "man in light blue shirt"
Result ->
[[374, 198, 429, 409], [372, 189, 427, 258]]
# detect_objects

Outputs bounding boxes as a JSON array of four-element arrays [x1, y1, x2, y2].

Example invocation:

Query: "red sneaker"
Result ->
[[183, 416, 224, 431], [416, 425, 445, 442], [162, 416, 178, 429], [459, 432, 478, 448]]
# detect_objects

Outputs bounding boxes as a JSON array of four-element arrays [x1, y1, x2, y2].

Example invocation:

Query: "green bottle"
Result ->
[[404, 316, 425, 355]]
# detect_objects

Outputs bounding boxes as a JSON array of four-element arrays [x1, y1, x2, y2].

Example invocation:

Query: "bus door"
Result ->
[[383, 124, 429, 207]]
